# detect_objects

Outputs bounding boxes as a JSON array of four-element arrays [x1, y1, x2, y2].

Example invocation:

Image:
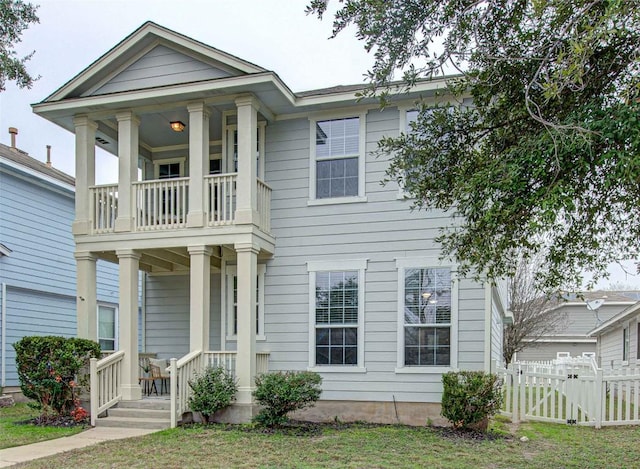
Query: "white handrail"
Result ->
[[134, 177, 189, 231], [257, 179, 271, 233], [89, 184, 118, 233], [170, 350, 202, 428], [205, 173, 237, 226], [90, 350, 124, 426]]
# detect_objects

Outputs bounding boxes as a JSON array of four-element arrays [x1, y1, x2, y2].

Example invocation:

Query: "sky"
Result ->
[[0, 0, 637, 290]]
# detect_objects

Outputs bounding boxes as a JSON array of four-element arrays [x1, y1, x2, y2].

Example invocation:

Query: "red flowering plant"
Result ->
[[14, 336, 100, 422]]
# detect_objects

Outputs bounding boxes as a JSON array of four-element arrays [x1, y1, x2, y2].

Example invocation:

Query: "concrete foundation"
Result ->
[[292, 400, 447, 427], [185, 402, 260, 424]]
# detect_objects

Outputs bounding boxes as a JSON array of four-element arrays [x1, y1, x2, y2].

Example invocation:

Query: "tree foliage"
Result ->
[[309, 0, 640, 290], [503, 253, 566, 365], [0, 0, 39, 91]]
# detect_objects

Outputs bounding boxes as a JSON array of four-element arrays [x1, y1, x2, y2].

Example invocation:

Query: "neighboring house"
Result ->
[[589, 300, 640, 369], [32, 22, 509, 425], [514, 291, 639, 362], [0, 132, 120, 394]]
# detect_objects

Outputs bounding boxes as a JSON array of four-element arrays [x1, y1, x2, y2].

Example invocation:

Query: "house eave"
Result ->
[[588, 301, 640, 337]]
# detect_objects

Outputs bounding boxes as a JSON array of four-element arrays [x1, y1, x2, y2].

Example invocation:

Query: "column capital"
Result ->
[[235, 94, 260, 110], [116, 249, 141, 260], [234, 242, 260, 255], [73, 115, 98, 131], [115, 110, 140, 126], [74, 251, 97, 262], [187, 245, 213, 257], [187, 101, 211, 117]]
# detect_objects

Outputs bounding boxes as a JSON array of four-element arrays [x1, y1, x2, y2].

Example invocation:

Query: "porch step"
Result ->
[[95, 400, 171, 430]]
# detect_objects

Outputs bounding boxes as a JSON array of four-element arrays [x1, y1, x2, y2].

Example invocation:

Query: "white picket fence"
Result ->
[[498, 358, 640, 428]]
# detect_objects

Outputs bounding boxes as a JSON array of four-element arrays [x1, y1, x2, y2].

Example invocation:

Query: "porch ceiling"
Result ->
[[95, 246, 223, 274]]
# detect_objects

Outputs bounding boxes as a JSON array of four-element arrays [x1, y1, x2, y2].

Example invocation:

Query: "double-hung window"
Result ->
[[307, 259, 367, 372], [226, 264, 266, 340], [309, 114, 366, 204], [97, 304, 118, 352], [396, 258, 457, 372], [623, 325, 630, 363]]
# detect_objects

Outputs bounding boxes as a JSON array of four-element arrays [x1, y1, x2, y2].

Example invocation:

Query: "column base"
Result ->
[[72, 220, 91, 235], [120, 384, 142, 401], [234, 209, 259, 225], [187, 211, 205, 228], [114, 217, 133, 232], [235, 386, 256, 405]]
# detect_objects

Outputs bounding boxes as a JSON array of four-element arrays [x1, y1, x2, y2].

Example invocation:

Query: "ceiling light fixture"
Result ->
[[170, 121, 186, 132]]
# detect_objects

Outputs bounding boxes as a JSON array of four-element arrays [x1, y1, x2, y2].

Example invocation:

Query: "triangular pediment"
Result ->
[[89, 45, 236, 96], [44, 22, 266, 101]]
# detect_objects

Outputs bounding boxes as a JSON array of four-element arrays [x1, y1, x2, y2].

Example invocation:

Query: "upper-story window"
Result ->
[[309, 114, 366, 205], [154, 158, 185, 179], [223, 119, 265, 177]]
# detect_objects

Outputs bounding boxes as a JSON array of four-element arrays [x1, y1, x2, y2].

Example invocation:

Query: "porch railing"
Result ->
[[89, 350, 124, 426], [205, 173, 237, 226], [257, 179, 271, 233], [89, 184, 118, 233], [134, 177, 189, 230], [170, 350, 270, 428]]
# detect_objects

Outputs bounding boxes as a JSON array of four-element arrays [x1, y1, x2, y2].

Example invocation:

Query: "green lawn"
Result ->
[[0, 403, 85, 450], [10, 418, 640, 469]]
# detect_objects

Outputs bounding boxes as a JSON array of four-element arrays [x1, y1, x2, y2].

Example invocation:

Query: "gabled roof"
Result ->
[[588, 300, 640, 337], [0, 142, 75, 187], [43, 21, 267, 102]]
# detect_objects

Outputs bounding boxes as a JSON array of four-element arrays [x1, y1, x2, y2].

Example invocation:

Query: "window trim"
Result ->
[[622, 322, 630, 365], [225, 264, 266, 342], [636, 320, 640, 364], [308, 112, 367, 204], [222, 114, 266, 177], [307, 259, 368, 373], [97, 303, 118, 352], [153, 157, 186, 179], [395, 257, 458, 374], [396, 106, 416, 199]]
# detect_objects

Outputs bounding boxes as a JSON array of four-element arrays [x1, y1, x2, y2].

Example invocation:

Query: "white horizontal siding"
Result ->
[[260, 108, 487, 403]]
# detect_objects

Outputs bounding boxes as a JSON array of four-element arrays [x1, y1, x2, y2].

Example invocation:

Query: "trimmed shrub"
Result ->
[[252, 371, 322, 427], [188, 366, 237, 423], [441, 371, 503, 431], [14, 336, 100, 420]]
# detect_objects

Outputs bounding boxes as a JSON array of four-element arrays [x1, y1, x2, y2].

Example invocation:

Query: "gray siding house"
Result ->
[[589, 301, 640, 370], [0, 134, 119, 393], [515, 292, 638, 362], [33, 22, 509, 425]]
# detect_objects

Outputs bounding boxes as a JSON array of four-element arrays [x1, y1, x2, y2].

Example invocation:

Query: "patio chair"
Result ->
[[149, 363, 169, 395]]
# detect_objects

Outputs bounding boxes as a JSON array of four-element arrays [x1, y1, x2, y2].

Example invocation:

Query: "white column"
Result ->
[[235, 96, 258, 225], [235, 242, 258, 404], [187, 102, 210, 228], [116, 249, 141, 401], [115, 111, 140, 233], [188, 245, 212, 351], [72, 116, 98, 235], [75, 252, 97, 340]]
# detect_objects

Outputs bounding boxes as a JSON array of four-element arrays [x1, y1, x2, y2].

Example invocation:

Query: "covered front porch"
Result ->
[[77, 238, 273, 427]]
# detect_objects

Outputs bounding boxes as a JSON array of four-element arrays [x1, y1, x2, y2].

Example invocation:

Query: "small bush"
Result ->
[[14, 336, 100, 420], [441, 371, 503, 431], [253, 371, 322, 427], [188, 366, 237, 423]]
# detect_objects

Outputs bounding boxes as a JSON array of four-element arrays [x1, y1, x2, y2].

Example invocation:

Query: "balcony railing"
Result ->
[[86, 175, 270, 234], [134, 177, 189, 231], [205, 173, 237, 226], [89, 184, 118, 233]]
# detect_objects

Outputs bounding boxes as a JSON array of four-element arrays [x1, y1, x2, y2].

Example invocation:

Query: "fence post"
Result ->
[[170, 358, 177, 428], [90, 357, 98, 427], [594, 367, 603, 429], [510, 364, 519, 424]]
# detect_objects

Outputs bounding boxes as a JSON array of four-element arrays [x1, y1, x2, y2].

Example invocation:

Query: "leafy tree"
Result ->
[[0, 0, 39, 91], [308, 0, 640, 290], [503, 253, 566, 365]]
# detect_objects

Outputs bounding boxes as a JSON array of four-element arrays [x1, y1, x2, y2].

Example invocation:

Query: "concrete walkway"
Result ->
[[0, 427, 155, 467]]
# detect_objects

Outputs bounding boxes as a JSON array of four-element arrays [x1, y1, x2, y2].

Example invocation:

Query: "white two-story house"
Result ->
[[33, 22, 508, 426]]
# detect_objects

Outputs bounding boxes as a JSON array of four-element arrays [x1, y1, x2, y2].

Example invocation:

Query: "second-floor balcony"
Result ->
[[89, 174, 271, 235]]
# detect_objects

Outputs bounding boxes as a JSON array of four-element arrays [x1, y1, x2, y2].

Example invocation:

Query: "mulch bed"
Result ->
[[17, 415, 88, 428]]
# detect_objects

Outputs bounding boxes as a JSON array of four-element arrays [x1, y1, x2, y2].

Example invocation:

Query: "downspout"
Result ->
[[141, 272, 146, 352], [1, 282, 6, 388]]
